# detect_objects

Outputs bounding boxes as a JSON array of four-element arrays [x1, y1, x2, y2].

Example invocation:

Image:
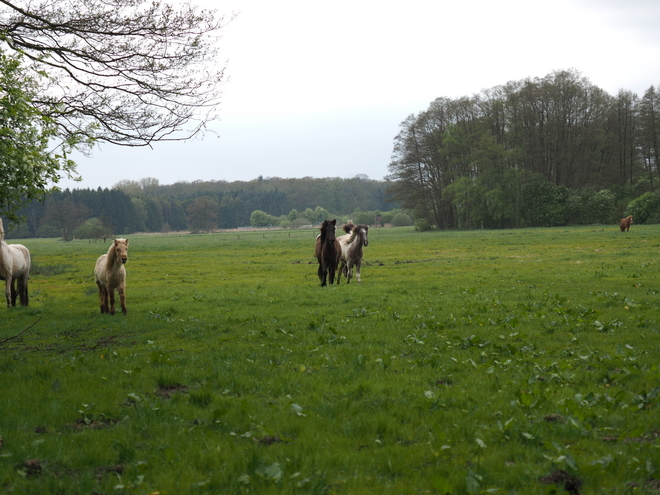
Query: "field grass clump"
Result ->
[[1, 226, 660, 493]]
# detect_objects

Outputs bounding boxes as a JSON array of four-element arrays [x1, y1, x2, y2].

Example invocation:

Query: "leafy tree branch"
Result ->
[[0, 0, 231, 146]]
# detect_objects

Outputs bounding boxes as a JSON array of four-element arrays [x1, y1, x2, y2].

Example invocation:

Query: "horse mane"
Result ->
[[344, 224, 368, 245], [105, 238, 128, 270], [341, 222, 355, 234], [319, 221, 329, 243]]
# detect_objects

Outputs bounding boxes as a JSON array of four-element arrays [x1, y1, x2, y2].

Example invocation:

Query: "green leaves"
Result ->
[[0, 50, 82, 222]]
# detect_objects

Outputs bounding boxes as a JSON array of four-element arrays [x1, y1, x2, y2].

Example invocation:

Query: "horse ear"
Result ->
[[125, 239, 129, 246]]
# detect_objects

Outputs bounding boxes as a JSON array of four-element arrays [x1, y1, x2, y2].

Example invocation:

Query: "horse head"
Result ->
[[323, 219, 337, 242], [113, 238, 129, 264], [357, 225, 369, 247]]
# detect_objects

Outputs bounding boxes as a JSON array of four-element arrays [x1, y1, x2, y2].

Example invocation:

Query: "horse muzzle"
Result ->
[[121, 257, 127, 264]]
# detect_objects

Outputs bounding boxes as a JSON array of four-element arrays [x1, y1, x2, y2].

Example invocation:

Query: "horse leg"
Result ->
[[345, 260, 353, 284], [355, 259, 362, 284], [328, 263, 336, 285], [17, 276, 28, 306], [4, 278, 12, 307], [320, 262, 328, 287], [118, 284, 127, 315], [96, 281, 108, 314], [23, 278, 29, 306], [337, 259, 345, 284], [108, 288, 116, 315], [10, 277, 18, 306]]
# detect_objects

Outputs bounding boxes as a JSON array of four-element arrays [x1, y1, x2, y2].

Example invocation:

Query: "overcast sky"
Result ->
[[61, 0, 660, 190]]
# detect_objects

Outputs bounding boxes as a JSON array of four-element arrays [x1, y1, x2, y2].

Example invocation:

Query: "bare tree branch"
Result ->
[[0, 0, 233, 146]]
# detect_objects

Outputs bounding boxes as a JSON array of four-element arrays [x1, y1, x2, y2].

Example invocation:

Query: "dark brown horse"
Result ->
[[619, 215, 633, 232], [314, 219, 341, 287], [337, 223, 369, 284]]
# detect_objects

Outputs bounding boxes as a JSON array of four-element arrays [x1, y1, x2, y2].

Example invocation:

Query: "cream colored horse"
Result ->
[[94, 238, 129, 315], [0, 218, 31, 307]]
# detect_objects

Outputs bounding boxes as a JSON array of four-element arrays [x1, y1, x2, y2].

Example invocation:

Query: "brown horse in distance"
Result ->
[[314, 219, 341, 287], [619, 215, 633, 232]]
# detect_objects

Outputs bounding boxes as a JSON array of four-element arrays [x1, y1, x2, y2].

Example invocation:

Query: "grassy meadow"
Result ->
[[1, 225, 660, 494]]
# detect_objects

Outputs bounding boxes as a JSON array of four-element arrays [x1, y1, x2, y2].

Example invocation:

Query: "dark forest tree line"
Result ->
[[387, 69, 660, 229], [3, 176, 397, 239]]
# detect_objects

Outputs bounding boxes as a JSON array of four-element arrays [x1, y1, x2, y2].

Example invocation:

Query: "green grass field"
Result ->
[[1, 225, 659, 494]]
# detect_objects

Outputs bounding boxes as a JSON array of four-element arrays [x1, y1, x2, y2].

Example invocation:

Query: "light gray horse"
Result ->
[[337, 223, 369, 284]]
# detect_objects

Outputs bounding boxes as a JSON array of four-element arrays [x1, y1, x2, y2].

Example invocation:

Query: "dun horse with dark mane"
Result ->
[[337, 223, 369, 284], [314, 219, 341, 287], [95, 238, 129, 315], [0, 218, 31, 307], [619, 215, 633, 232]]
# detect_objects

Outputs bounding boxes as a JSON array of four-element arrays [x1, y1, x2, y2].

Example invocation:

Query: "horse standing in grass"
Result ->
[[95, 238, 129, 315], [0, 218, 31, 307], [620, 215, 633, 232], [314, 219, 341, 287], [337, 223, 369, 284]]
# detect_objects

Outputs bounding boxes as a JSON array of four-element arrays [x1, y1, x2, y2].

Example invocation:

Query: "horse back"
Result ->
[[8, 244, 30, 272], [94, 254, 111, 285]]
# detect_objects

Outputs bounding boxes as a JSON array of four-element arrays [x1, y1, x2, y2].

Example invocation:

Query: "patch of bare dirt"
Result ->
[[543, 414, 567, 423], [22, 459, 42, 477], [155, 384, 189, 399], [95, 464, 124, 480], [539, 470, 583, 495], [624, 430, 660, 444], [257, 435, 285, 446], [66, 417, 119, 431]]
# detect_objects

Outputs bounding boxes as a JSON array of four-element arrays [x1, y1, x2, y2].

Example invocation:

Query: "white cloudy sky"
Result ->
[[61, 0, 660, 189]]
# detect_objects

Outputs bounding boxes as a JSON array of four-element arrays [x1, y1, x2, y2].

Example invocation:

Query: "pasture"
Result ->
[[1, 225, 659, 494]]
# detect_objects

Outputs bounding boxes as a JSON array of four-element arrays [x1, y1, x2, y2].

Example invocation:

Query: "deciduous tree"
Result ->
[[0, 50, 75, 222], [0, 0, 230, 221], [187, 196, 217, 232]]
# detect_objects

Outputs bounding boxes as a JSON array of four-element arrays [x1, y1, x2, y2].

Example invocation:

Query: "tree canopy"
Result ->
[[0, 49, 75, 222], [0, 0, 229, 221], [387, 69, 660, 229]]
